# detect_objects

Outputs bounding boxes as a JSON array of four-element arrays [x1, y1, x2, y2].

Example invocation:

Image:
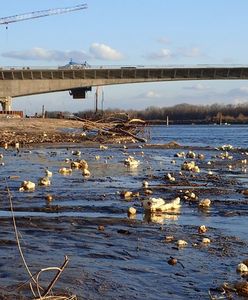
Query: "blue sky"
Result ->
[[1, 0, 248, 114]]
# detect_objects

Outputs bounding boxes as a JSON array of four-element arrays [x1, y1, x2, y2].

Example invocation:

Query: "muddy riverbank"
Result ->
[[0, 118, 96, 146], [0, 117, 147, 146]]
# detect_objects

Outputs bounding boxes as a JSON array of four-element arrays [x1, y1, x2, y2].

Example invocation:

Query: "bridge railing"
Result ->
[[1, 64, 248, 71]]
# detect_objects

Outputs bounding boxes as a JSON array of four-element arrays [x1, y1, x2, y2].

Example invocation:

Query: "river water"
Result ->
[[150, 124, 248, 148], [0, 125, 247, 299]]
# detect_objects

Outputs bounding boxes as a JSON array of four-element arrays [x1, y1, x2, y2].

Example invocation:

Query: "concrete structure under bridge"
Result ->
[[1, 65, 248, 111]]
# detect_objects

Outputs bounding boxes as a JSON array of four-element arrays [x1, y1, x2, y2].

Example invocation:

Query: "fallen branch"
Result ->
[[74, 115, 147, 142], [117, 128, 147, 143]]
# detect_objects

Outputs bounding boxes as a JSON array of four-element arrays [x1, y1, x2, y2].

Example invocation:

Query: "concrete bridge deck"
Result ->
[[0, 66, 248, 110]]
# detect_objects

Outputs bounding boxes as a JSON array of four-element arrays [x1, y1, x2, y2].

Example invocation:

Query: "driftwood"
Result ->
[[75, 115, 147, 143], [117, 128, 147, 142]]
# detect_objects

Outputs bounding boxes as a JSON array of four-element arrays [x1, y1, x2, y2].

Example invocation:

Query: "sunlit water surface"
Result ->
[[0, 125, 247, 300]]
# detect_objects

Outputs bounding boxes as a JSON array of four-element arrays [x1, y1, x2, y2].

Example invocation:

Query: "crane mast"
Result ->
[[0, 3, 87, 25]]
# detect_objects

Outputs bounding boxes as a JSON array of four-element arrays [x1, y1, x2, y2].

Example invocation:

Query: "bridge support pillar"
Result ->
[[0, 96, 12, 111]]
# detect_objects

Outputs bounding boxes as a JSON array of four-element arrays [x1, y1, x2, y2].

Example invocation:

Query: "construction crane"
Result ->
[[0, 3, 87, 28]]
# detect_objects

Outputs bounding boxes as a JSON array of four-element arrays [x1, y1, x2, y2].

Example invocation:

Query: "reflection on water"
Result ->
[[143, 211, 179, 224]]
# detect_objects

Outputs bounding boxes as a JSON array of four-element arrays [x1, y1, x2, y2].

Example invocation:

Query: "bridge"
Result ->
[[1, 65, 248, 111]]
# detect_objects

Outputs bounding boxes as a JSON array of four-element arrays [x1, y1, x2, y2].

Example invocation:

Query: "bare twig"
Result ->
[[40, 256, 69, 298], [5, 177, 39, 298], [5, 178, 71, 299]]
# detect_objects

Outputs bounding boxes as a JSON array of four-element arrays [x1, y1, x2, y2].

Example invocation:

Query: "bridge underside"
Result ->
[[0, 67, 248, 111]]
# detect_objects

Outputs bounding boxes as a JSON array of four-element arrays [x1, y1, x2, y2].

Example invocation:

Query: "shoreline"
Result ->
[[1, 118, 247, 151]]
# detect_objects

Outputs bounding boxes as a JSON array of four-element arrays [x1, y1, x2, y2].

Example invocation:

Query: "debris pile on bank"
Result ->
[[0, 116, 148, 147]]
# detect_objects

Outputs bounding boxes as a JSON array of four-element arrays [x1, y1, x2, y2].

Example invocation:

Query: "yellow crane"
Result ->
[[0, 3, 87, 28]]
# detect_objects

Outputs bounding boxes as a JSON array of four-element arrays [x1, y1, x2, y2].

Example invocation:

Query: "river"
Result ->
[[0, 124, 247, 299]]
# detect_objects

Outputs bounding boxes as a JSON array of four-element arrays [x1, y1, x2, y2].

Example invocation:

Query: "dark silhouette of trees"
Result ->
[[45, 102, 248, 124]]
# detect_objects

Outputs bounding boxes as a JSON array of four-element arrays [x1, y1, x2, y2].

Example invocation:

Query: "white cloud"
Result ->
[[145, 46, 203, 61], [233, 97, 248, 105], [157, 37, 171, 45], [145, 90, 160, 98], [2, 43, 124, 62], [177, 47, 202, 58], [183, 83, 210, 91], [89, 43, 124, 60], [146, 48, 172, 60], [137, 90, 160, 99], [239, 86, 248, 93], [2, 47, 90, 62], [227, 86, 248, 97]]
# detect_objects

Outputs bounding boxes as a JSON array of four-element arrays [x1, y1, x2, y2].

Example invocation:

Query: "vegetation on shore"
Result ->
[[46, 102, 248, 125]]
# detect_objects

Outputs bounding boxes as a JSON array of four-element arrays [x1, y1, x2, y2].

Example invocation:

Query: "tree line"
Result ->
[[46, 102, 248, 124]]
